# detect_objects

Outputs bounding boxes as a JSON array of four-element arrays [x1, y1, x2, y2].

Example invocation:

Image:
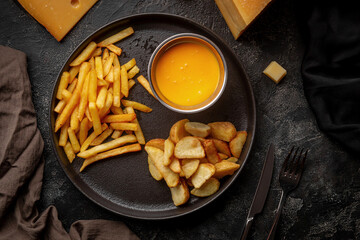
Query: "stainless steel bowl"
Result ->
[[148, 33, 228, 114]]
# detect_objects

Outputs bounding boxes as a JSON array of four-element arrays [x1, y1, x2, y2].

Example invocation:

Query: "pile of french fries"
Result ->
[[54, 27, 156, 172], [145, 119, 247, 206]]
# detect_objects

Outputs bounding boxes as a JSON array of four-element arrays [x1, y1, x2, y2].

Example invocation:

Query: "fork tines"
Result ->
[[281, 147, 308, 176]]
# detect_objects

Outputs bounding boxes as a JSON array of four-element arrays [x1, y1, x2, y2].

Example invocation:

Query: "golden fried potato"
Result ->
[[203, 139, 221, 164], [169, 157, 181, 173], [191, 178, 220, 197], [145, 146, 179, 187], [164, 138, 175, 166], [218, 153, 228, 160], [170, 119, 190, 143], [145, 138, 165, 151], [213, 161, 240, 179], [148, 156, 163, 181], [174, 136, 205, 159], [181, 159, 200, 179], [184, 122, 211, 138], [191, 163, 215, 188], [212, 139, 231, 157], [208, 122, 237, 142], [229, 131, 247, 158], [170, 178, 189, 206], [225, 157, 238, 163]]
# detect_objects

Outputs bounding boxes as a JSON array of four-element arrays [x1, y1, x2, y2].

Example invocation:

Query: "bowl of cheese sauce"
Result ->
[[148, 33, 227, 113]]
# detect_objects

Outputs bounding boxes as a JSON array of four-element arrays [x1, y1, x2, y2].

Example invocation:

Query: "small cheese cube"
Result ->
[[263, 61, 287, 84]]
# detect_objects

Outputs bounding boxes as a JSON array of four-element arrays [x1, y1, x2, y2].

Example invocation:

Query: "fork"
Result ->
[[267, 147, 308, 240]]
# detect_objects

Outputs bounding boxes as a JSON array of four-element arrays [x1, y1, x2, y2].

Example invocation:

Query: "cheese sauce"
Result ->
[[155, 42, 220, 106]]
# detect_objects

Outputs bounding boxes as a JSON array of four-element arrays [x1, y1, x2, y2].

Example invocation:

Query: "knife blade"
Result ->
[[241, 143, 275, 240]]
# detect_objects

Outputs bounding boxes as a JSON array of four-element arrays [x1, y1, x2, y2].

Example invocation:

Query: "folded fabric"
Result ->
[[301, 2, 360, 153], [0, 45, 139, 240]]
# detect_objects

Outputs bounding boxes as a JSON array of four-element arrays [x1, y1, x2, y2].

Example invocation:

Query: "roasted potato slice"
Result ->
[[174, 136, 205, 159], [184, 122, 211, 138], [212, 139, 231, 157], [169, 157, 181, 173], [203, 139, 221, 164], [191, 178, 220, 197], [145, 146, 179, 187], [213, 161, 240, 179], [148, 156, 163, 181], [170, 119, 190, 143], [229, 131, 247, 158], [170, 178, 190, 206], [218, 153, 228, 160], [145, 138, 165, 151], [181, 159, 200, 179], [191, 163, 215, 188], [208, 122, 237, 142], [164, 138, 175, 166], [226, 157, 238, 163]]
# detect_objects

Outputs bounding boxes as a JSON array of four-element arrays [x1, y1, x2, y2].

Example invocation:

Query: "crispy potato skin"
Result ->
[[208, 122, 237, 142]]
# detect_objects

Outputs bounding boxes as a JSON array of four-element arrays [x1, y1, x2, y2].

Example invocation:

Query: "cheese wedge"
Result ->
[[263, 61, 287, 83], [215, 0, 272, 39], [17, 0, 98, 41]]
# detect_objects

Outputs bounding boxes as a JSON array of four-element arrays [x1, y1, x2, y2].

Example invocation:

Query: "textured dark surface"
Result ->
[[1, 0, 360, 239]]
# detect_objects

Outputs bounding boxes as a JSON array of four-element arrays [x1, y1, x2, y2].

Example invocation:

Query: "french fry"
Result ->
[[69, 66, 80, 83], [90, 128, 114, 146], [99, 91, 113, 119], [102, 48, 109, 63], [80, 143, 141, 172], [110, 123, 138, 131], [97, 27, 134, 47], [54, 100, 66, 113], [85, 106, 92, 122], [105, 66, 114, 83], [89, 47, 102, 59], [95, 56, 104, 80], [103, 113, 136, 123], [89, 102, 102, 135], [103, 52, 115, 77], [110, 106, 123, 115], [70, 41, 97, 66], [113, 65, 121, 107], [137, 75, 155, 98], [59, 119, 70, 147], [78, 72, 90, 121], [123, 58, 136, 71], [120, 66, 128, 97], [56, 72, 70, 100], [64, 142, 75, 163], [61, 89, 72, 102], [113, 55, 120, 67], [121, 99, 152, 113], [88, 69, 97, 102], [75, 62, 91, 92], [106, 44, 122, 56], [67, 78, 78, 93], [111, 130, 123, 139], [80, 123, 108, 152], [127, 65, 140, 79], [78, 134, 137, 158], [97, 79, 109, 87], [70, 106, 80, 131], [89, 57, 95, 70], [79, 118, 89, 145], [96, 86, 107, 110], [124, 106, 145, 144], [55, 88, 81, 132], [68, 128, 80, 153]]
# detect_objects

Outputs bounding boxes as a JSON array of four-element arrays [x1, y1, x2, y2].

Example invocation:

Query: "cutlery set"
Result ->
[[241, 145, 308, 239]]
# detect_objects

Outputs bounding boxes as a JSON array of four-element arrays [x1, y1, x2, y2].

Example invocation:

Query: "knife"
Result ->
[[240, 143, 275, 240]]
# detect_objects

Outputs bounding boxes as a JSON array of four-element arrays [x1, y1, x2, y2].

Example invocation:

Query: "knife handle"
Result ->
[[240, 217, 254, 240]]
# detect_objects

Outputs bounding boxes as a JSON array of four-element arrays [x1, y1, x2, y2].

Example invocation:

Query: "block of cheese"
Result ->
[[263, 61, 287, 84], [215, 0, 272, 39], [17, 0, 98, 41]]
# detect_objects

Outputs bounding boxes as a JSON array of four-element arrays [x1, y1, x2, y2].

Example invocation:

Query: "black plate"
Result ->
[[49, 13, 256, 219]]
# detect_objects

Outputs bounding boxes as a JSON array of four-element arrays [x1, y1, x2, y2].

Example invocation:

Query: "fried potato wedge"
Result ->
[[145, 139, 165, 151], [218, 153, 228, 160], [148, 156, 163, 181], [191, 163, 215, 188], [208, 122, 237, 142], [191, 178, 220, 197], [164, 138, 175, 166], [213, 161, 240, 179], [145, 146, 179, 188], [184, 122, 211, 138], [225, 157, 238, 163], [174, 136, 205, 159], [181, 159, 200, 179], [170, 178, 189, 206], [203, 139, 221, 164], [170, 119, 189, 143], [212, 139, 231, 157], [229, 131, 248, 158], [169, 157, 181, 173]]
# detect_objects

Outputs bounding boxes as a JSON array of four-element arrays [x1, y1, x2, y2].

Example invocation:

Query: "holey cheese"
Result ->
[[215, 0, 272, 39], [18, 0, 98, 41]]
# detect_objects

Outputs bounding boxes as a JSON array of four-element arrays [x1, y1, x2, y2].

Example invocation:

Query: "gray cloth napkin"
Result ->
[[0, 46, 139, 240]]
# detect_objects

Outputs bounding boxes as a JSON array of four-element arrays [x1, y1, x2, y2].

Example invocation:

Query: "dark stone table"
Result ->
[[1, 0, 360, 239]]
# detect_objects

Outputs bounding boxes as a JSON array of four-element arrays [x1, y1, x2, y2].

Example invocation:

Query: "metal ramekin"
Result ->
[[148, 33, 227, 114]]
